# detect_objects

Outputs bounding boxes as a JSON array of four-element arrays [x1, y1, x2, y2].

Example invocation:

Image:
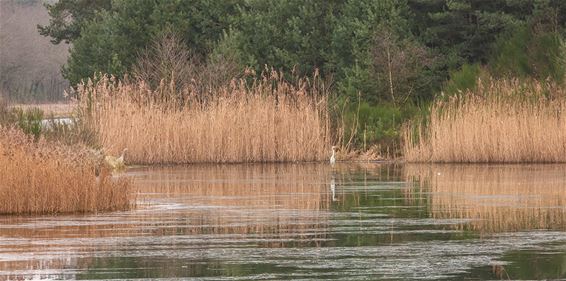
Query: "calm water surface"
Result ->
[[1, 163, 565, 280]]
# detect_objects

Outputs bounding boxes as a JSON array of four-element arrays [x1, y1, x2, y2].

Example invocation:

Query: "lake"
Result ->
[[1, 163, 565, 280]]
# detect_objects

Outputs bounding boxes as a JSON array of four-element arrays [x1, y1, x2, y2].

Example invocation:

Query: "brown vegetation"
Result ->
[[0, 127, 133, 214], [78, 72, 332, 164], [403, 79, 566, 162], [7, 103, 76, 118]]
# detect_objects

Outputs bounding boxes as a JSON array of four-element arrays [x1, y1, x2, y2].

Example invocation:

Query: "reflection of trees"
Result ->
[[406, 164, 566, 233], [76, 256, 291, 279], [462, 251, 566, 280]]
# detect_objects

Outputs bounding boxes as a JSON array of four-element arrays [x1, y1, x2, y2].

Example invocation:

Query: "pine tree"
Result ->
[[38, 0, 111, 44]]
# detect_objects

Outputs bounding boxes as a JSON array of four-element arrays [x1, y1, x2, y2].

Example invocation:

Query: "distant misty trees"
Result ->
[[0, 0, 68, 102]]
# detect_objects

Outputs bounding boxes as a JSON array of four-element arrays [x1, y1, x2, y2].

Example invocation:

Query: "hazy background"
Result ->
[[0, 0, 68, 103]]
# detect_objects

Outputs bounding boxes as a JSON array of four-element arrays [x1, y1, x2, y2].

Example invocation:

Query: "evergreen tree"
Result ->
[[38, 0, 111, 44], [408, 0, 523, 70], [231, 0, 341, 76], [61, 0, 241, 85]]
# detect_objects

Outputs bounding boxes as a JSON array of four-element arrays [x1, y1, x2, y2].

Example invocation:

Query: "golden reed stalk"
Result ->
[[0, 127, 133, 214], [78, 72, 332, 164], [403, 79, 566, 163]]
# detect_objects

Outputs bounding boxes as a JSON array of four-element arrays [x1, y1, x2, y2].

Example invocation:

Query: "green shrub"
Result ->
[[14, 108, 43, 139], [341, 101, 423, 154], [0, 99, 97, 146], [490, 25, 565, 82], [336, 64, 378, 104], [443, 63, 483, 96], [0, 100, 44, 138]]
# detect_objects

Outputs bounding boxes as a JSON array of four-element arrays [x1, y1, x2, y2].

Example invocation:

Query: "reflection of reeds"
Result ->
[[0, 259, 73, 280], [406, 164, 566, 233], [0, 163, 388, 239], [134, 164, 333, 237], [0, 164, 337, 280]]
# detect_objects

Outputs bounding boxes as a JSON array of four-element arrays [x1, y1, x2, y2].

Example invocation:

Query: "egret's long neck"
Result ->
[[331, 149, 335, 158]]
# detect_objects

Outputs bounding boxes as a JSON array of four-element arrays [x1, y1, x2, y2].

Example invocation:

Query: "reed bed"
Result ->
[[405, 164, 566, 233], [0, 127, 133, 215], [403, 79, 566, 162], [78, 73, 331, 164]]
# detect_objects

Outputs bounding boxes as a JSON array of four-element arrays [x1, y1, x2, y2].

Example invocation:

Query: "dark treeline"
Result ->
[[38, 0, 566, 151]]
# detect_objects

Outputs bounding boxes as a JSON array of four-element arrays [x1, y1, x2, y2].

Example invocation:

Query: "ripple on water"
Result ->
[[0, 163, 565, 280]]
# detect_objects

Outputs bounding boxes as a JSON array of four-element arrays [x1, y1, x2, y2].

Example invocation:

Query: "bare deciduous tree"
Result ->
[[132, 31, 242, 104], [372, 26, 434, 105], [132, 31, 199, 93]]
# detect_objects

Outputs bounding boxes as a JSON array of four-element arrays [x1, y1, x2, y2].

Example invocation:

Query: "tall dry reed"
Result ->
[[404, 79, 566, 162], [0, 127, 133, 214], [78, 72, 332, 164]]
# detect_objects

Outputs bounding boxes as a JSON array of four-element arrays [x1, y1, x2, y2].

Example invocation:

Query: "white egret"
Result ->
[[330, 146, 337, 164]]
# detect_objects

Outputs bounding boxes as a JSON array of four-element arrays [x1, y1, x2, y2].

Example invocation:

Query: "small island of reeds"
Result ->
[[0, 126, 132, 215]]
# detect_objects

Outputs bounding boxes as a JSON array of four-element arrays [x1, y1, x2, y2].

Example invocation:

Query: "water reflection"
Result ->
[[0, 163, 565, 280], [406, 164, 566, 233], [134, 164, 335, 237], [330, 177, 337, 202]]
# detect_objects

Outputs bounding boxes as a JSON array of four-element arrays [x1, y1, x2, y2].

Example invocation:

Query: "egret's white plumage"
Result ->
[[105, 148, 128, 170], [330, 146, 337, 164]]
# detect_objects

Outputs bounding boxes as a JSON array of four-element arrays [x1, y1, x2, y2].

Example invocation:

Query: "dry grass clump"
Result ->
[[78, 72, 332, 164], [0, 127, 132, 215], [404, 79, 566, 162]]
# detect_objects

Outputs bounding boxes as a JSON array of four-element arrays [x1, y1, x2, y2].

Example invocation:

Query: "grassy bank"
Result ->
[[0, 127, 132, 215], [8, 103, 75, 118], [403, 79, 566, 163], [79, 73, 332, 164]]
